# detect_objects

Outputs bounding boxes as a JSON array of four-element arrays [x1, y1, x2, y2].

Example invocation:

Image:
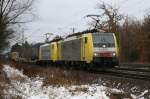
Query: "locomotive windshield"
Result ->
[[92, 33, 115, 47]]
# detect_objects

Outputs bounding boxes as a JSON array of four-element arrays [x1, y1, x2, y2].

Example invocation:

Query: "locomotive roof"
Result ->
[[39, 29, 114, 46], [65, 29, 110, 38], [47, 37, 63, 43], [66, 29, 98, 38], [40, 43, 50, 47]]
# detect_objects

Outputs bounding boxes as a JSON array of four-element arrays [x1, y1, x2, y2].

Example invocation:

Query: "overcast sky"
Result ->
[[21, 0, 150, 43]]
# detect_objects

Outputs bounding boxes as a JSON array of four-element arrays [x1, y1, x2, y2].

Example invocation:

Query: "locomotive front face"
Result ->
[[92, 33, 118, 64]]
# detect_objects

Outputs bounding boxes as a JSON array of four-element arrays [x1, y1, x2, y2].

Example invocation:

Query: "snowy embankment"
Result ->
[[1, 65, 147, 99]]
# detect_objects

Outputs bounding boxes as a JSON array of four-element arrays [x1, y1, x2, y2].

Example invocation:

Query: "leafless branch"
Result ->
[[0, 0, 35, 52]]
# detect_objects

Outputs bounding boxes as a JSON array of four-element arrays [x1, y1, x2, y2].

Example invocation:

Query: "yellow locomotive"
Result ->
[[38, 32, 119, 67]]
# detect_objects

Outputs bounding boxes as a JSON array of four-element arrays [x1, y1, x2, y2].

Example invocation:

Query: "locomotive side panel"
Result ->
[[61, 38, 81, 61], [39, 44, 51, 60], [61, 41, 72, 60], [71, 39, 81, 60]]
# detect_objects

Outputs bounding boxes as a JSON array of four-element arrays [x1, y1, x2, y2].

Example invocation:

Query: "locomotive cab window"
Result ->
[[85, 37, 88, 44], [92, 33, 115, 47]]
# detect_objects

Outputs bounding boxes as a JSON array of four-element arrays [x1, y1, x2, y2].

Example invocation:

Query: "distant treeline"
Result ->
[[119, 16, 150, 63]]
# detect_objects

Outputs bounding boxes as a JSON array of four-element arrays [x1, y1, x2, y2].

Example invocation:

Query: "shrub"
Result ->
[[128, 49, 140, 62]]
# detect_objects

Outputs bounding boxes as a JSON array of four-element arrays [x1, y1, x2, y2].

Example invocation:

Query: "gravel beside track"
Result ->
[[13, 61, 150, 81]]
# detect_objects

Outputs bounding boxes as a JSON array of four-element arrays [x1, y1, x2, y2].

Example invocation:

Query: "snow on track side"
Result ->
[[2, 65, 147, 99]]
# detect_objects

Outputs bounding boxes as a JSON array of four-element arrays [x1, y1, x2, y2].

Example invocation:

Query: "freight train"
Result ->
[[37, 32, 119, 67], [11, 32, 119, 68]]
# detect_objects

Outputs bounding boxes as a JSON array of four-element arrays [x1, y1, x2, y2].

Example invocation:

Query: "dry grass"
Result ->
[[0, 60, 5, 98], [11, 62, 100, 86], [0, 60, 22, 98]]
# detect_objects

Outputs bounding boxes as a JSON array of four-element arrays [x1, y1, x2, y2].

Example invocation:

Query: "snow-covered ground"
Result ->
[[1, 65, 148, 99]]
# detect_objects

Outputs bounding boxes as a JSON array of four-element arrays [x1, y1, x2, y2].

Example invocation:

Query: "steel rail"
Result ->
[[89, 68, 150, 81], [114, 67, 150, 73]]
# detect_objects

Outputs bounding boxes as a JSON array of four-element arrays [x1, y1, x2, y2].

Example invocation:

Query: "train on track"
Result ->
[[11, 32, 119, 68]]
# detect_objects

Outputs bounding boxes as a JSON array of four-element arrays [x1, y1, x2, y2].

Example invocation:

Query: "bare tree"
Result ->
[[143, 15, 150, 61], [98, 3, 123, 32], [89, 3, 124, 44], [120, 17, 145, 62], [0, 0, 34, 52]]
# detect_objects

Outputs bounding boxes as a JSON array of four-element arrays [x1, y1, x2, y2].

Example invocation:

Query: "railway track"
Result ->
[[115, 66, 150, 72], [90, 67, 150, 81]]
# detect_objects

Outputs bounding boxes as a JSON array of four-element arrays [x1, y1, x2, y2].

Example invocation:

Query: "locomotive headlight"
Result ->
[[94, 53, 98, 57], [102, 45, 106, 48], [112, 52, 116, 57]]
